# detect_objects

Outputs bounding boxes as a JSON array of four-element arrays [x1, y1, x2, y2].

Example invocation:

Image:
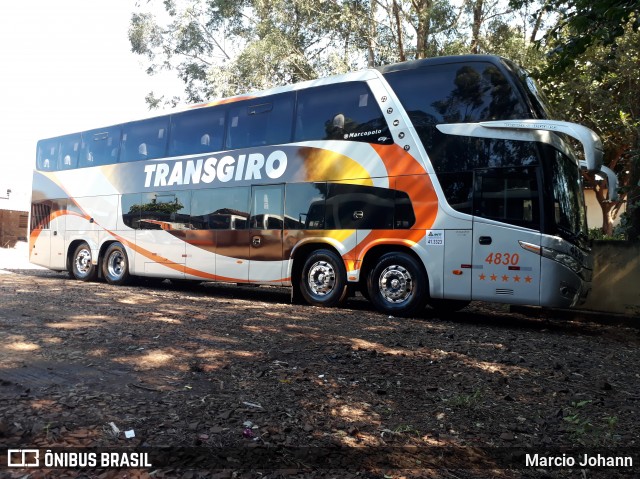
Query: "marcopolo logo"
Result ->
[[143, 150, 288, 188], [343, 129, 383, 140]]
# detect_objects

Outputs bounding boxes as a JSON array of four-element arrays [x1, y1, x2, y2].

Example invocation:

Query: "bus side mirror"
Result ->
[[579, 161, 619, 202], [480, 120, 603, 172], [437, 120, 604, 171]]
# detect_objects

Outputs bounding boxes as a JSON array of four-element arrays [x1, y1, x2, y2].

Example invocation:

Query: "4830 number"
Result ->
[[484, 252, 520, 266]]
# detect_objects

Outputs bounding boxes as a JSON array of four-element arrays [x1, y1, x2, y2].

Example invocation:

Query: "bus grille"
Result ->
[[495, 289, 514, 295]]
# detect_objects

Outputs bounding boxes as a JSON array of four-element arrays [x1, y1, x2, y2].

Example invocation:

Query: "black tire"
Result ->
[[367, 252, 427, 317], [71, 242, 98, 282], [428, 299, 470, 315], [102, 242, 131, 285], [299, 249, 348, 307]]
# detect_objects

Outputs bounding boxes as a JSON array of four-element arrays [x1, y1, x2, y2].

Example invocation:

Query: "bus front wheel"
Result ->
[[102, 242, 131, 286], [71, 242, 98, 282], [300, 249, 348, 308], [367, 252, 427, 317]]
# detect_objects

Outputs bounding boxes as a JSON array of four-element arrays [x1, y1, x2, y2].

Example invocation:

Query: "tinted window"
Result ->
[[121, 193, 141, 229], [325, 184, 395, 230], [474, 167, 540, 229], [191, 187, 250, 230], [294, 83, 392, 144], [36, 135, 81, 171], [285, 182, 327, 229], [169, 107, 226, 157], [385, 62, 528, 128], [121, 117, 169, 163], [58, 134, 81, 170], [121, 191, 191, 230], [546, 147, 587, 236], [394, 190, 415, 229], [251, 185, 284, 230], [36, 139, 59, 171], [386, 62, 538, 215], [227, 94, 294, 150], [79, 127, 122, 168]]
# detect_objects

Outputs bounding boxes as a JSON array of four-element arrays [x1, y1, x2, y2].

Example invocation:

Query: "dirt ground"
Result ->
[[0, 243, 639, 479]]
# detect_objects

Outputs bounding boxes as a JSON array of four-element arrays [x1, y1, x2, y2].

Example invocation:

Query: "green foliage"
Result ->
[[448, 388, 483, 408], [588, 228, 625, 242], [130, 0, 543, 104], [128, 200, 184, 215], [540, 19, 640, 236], [563, 400, 621, 446]]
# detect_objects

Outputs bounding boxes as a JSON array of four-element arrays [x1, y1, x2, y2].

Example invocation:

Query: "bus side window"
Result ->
[[36, 139, 59, 171], [293, 82, 392, 144], [120, 117, 169, 163], [121, 193, 142, 229], [168, 107, 226, 157], [226, 93, 294, 150], [58, 134, 81, 170], [79, 127, 122, 168], [191, 187, 250, 230], [325, 184, 394, 230], [473, 167, 540, 229], [285, 183, 327, 230]]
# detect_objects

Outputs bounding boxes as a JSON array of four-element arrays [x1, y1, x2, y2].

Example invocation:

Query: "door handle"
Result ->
[[479, 236, 492, 245], [252, 236, 261, 247]]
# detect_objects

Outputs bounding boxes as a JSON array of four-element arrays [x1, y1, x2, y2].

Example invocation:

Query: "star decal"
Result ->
[[490, 274, 497, 281], [479, 274, 486, 281], [502, 275, 509, 282], [525, 276, 532, 283], [513, 275, 521, 283]]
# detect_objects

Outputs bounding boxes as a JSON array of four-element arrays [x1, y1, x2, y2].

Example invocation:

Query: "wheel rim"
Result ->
[[307, 260, 336, 296], [75, 248, 92, 276], [107, 250, 126, 279], [378, 264, 413, 304]]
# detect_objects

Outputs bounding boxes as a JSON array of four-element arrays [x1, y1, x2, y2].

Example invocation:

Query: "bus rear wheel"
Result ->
[[71, 242, 98, 282], [367, 252, 427, 317], [102, 242, 131, 286], [300, 249, 348, 308]]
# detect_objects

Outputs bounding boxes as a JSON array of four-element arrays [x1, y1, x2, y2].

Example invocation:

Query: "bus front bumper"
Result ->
[[540, 257, 592, 309]]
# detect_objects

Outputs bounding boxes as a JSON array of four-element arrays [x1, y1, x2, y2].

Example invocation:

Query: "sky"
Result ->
[[0, 1, 181, 210]]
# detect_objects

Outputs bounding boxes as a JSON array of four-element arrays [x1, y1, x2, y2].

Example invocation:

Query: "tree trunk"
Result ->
[[470, 0, 484, 54], [393, 0, 406, 62], [367, 1, 377, 67], [413, 0, 432, 59], [530, 0, 552, 43]]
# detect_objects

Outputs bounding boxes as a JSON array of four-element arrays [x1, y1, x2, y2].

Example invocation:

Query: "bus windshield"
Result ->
[[548, 148, 588, 242]]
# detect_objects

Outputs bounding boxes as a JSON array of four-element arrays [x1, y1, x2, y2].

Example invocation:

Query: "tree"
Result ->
[[130, 0, 367, 103], [542, 19, 640, 237]]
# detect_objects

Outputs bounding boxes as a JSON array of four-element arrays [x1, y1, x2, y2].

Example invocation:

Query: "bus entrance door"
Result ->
[[471, 168, 542, 305], [249, 185, 285, 285]]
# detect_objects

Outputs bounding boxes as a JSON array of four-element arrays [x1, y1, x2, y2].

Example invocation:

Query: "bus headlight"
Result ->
[[541, 247, 582, 274]]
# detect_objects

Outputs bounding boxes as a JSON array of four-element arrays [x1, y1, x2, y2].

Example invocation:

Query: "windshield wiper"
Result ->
[[556, 225, 579, 243]]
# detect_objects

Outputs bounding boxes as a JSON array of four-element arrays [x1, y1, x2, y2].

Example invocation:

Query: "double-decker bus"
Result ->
[[30, 55, 606, 316]]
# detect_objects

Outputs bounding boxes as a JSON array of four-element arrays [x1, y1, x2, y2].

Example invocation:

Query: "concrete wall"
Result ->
[[0, 209, 29, 248], [581, 241, 640, 316]]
